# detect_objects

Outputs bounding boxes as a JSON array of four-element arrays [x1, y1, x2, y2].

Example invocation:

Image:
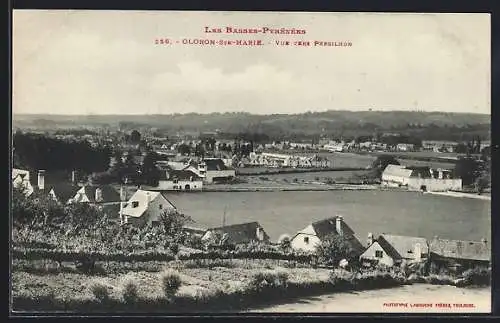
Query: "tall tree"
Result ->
[[130, 130, 141, 144]]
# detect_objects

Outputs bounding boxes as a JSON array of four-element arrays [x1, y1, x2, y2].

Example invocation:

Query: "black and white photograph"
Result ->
[[11, 10, 491, 314]]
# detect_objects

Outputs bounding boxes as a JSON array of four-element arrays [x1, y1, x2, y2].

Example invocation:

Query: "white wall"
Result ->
[[156, 180, 203, 191], [381, 174, 410, 186], [140, 195, 177, 225], [359, 242, 395, 267], [408, 178, 462, 192], [290, 233, 321, 252]]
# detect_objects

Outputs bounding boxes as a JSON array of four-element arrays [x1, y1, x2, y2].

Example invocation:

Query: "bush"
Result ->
[[461, 268, 491, 286], [90, 282, 110, 302], [122, 280, 139, 303], [169, 243, 180, 255], [161, 269, 182, 298], [249, 270, 289, 292]]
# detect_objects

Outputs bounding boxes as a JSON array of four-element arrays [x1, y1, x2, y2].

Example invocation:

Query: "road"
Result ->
[[248, 284, 491, 313]]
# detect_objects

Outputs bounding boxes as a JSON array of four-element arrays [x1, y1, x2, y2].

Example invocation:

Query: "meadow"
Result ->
[[167, 190, 491, 242]]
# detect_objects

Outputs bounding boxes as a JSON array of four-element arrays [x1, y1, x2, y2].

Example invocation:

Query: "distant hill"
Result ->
[[13, 111, 490, 128], [12, 111, 490, 142]]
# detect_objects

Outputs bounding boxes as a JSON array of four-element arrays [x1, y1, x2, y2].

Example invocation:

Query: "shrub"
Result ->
[[90, 282, 110, 303], [161, 269, 182, 298], [169, 243, 180, 255], [249, 270, 289, 292], [461, 267, 491, 286], [122, 280, 139, 303]]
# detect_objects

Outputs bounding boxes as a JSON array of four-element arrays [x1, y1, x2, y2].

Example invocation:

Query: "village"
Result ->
[[12, 136, 491, 276]]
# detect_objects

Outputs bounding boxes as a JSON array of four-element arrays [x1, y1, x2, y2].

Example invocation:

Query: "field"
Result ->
[[12, 260, 330, 304], [167, 190, 491, 243], [247, 151, 457, 172]]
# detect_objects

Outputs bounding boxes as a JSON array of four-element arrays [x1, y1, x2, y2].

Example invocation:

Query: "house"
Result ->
[[381, 165, 462, 191], [201, 221, 270, 246], [359, 233, 429, 267], [12, 168, 34, 196], [396, 143, 415, 152], [290, 216, 364, 253], [24, 169, 80, 204], [70, 185, 121, 204], [421, 140, 459, 153], [381, 165, 414, 187], [121, 189, 177, 226], [202, 158, 236, 184], [144, 168, 203, 191], [429, 237, 491, 274]]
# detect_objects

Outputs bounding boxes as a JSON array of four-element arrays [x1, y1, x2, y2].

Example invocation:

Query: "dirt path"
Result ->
[[249, 284, 491, 313]]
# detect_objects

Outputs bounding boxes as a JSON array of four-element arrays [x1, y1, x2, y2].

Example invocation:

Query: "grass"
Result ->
[[11, 261, 491, 312]]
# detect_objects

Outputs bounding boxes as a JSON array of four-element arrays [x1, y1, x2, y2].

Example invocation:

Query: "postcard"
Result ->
[[11, 10, 491, 314]]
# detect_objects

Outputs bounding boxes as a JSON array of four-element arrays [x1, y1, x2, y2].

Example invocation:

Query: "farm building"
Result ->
[[359, 233, 429, 267], [144, 167, 203, 192], [429, 237, 491, 274], [381, 165, 462, 192], [290, 216, 363, 253], [202, 158, 236, 184], [201, 221, 270, 246]]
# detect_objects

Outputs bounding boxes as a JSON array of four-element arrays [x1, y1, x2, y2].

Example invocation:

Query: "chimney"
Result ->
[[414, 243, 422, 261], [256, 227, 264, 241], [37, 170, 45, 190], [367, 232, 374, 247], [95, 187, 103, 202], [146, 192, 151, 205], [336, 216, 343, 236], [120, 186, 126, 201], [71, 170, 77, 184]]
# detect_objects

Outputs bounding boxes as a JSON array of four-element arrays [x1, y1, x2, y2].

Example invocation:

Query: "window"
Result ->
[[375, 250, 383, 258], [173, 179, 179, 184], [304, 237, 309, 244], [159, 204, 163, 210], [132, 201, 139, 208]]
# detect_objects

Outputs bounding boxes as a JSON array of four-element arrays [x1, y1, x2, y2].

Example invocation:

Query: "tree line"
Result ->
[[13, 132, 111, 173]]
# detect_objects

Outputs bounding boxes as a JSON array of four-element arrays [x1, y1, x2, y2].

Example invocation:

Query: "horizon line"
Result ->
[[12, 110, 492, 117]]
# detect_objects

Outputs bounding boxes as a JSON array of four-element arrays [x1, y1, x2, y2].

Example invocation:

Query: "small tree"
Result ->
[[122, 280, 139, 303], [90, 282, 110, 303], [474, 176, 490, 195], [161, 269, 182, 299], [159, 210, 194, 244], [371, 155, 400, 178], [315, 234, 358, 267], [278, 234, 292, 252]]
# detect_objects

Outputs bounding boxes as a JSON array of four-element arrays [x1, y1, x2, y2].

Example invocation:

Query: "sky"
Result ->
[[12, 11, 491, 115]]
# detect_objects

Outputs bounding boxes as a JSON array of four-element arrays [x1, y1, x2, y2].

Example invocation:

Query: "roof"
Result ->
[[12, 168, 30, 181], [429, 238, 491, 262], [310, 216, 355, 239], [382, 165, 413, 178], [206, 222, 269, 245], [49, 183, 81, 203], [81, 185, 121, 203], [377, 234, 429, 260], [159, 169, 203, 181], [121, 190, 176, 218], [294, 217, 364, 252], [204, 158, 232, 171]]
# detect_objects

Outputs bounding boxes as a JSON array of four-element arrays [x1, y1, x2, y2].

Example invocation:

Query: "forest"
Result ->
[[12, 132, 112, 173]]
